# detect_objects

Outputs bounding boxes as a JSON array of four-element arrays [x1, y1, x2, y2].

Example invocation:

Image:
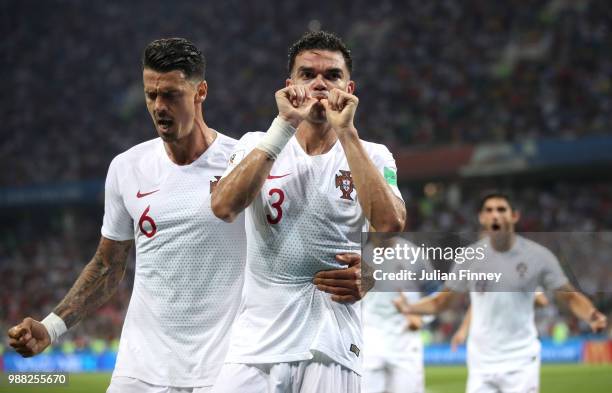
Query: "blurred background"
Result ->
[[1, 0, 611, 391]]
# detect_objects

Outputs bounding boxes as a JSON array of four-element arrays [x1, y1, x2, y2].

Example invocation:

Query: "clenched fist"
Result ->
[[7, 317, 51, 358], [320, 88, 359, 135], [276, 85, 318, 128]]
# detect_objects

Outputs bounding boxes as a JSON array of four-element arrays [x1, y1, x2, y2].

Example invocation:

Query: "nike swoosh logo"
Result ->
[[267, 173, 291, 180], [136, 189, 159, 198]]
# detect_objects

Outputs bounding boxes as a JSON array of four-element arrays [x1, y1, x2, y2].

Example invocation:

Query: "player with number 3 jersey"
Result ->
[[211, 31, 406, 392]]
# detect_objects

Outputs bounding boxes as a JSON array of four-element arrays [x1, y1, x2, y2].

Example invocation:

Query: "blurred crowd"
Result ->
[[2, 0, 612, 186], [2, 181, 611, 351]]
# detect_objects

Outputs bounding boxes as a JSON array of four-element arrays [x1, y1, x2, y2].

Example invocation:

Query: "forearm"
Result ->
[[211, 149, 274, 222], [337, 130, 405, 232], [558, 291, 598, 322], [457, 308, 471, 335], [53, 238, 131, 328], [410, 292, 454, 315]]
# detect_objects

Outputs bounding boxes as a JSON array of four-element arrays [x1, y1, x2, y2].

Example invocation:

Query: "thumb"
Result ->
[[319, 98, 331, 110], [9, 318, 33, 341]]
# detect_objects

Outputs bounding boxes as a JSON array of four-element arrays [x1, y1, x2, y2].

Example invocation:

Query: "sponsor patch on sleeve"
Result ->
[[384, 167, 397, 186]]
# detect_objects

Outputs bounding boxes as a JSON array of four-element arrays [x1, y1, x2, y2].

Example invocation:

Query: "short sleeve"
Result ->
[[539, 248, 569, 290], [370, 144, 403, 202], [101, 157, 134, 241], [222, 132, 263, 177]]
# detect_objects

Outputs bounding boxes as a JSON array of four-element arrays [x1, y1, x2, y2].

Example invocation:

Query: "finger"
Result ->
[[16, 347, 33, 357], [334, 90, 346, 111], [339, 93, 352, 111], [314, 268, 359, 280], [7, 325, 27, 339], [331, 294, 359, 303], [8, 339, 27, 350], [319, 98, 330, 111], [317, 284, 355, 296], [285, 87, 298, 107], [25, 338, 38, 351], [335, 253, 360, 266], [314, 278, 358, 289], [330, 89, 340, 111], [295, 86, 304, 106]]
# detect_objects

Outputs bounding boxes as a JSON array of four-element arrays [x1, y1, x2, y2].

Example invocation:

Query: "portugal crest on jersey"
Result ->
[[516, 262, 528, 278], [335, 170, 354, 200], [209, 176, 222, 194]]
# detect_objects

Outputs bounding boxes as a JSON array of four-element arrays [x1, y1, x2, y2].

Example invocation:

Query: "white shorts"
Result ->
[[211, 353, 360, 393], [467, 358, 540, 393], [362, 354, 424, 393], [107, 376, 213, 393]]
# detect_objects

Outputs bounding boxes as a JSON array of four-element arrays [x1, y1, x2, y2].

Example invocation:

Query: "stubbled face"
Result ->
[[287, 49, 355, 123], [143, 68, 204, 142], [479, 197, 519, 234]]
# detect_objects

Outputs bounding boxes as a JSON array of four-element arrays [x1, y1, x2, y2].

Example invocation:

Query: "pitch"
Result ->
[[1, 365, 611, 393]]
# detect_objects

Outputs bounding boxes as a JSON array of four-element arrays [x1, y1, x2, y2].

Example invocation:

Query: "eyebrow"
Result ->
[[297, 66, 344, 75]]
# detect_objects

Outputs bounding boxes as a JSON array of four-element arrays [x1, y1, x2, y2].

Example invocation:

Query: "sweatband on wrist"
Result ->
[[41, 313, 67, 344], [256, 116, 296, 160]]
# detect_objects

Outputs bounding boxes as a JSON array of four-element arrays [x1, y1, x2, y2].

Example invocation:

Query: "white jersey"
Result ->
[[446, 235, 568, 372], [101, 133, 246, 387], [223, 133, 403, 375]]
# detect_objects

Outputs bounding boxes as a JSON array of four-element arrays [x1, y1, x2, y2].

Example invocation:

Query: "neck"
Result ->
[[295, 121, 337, 155], [489, 231, 516, 252], [164, 116, 215, 165]]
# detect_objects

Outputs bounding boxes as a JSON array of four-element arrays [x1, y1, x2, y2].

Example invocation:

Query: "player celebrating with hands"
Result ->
[[211, 31, 405, 392]]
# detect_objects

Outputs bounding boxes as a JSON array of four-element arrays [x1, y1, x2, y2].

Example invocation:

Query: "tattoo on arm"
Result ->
[[53, 237, 132, 328]]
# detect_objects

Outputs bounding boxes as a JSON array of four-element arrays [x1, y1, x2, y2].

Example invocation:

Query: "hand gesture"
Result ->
[[7, 317, 51, 358], [320, 88, 359, 134], [275, 85, 318, 128]]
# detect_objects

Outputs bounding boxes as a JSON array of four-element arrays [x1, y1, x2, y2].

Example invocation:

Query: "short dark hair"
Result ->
[[287, 31, 352, 75], [142, 38, 205, 81], [478, 191, 514, 212]]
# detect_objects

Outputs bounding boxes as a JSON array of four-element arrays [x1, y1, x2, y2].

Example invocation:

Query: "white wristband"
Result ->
[[41, 313, 68, 344], [256, 116, 296, 160]]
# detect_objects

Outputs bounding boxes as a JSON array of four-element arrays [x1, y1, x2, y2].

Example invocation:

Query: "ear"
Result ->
[[478, 211, 486, 227], [511, 209, 520, 225], [347, 80, 355, 94], [195, 81, 208, 103], [285, 78, 292, 87]]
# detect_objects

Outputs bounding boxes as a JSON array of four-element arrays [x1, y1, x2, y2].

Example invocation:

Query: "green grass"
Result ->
[[425, 364, 612, 393], [1, 365, 611, 392]]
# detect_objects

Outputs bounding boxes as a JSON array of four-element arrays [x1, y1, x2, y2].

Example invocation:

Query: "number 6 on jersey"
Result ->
[[139, 206, 157, 237]]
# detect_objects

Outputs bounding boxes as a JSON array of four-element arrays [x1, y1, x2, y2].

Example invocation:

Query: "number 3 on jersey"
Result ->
[[266, 188, 285, 225], [139, 206, 157, 237]]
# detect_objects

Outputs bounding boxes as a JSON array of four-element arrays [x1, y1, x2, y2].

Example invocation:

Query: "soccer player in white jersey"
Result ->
[[362, 236, 432, 393], [210, 31, 406, 392], [6, 38, 364, 393], [394, 192, 607, 393]]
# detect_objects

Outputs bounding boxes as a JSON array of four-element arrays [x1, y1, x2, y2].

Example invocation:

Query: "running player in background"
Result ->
[[362, 236, 433, 393], [211, 31, 406, 392], [450, 292, 549, 351], [395, 192, 607, 393], [7, 37, 362, 393]]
